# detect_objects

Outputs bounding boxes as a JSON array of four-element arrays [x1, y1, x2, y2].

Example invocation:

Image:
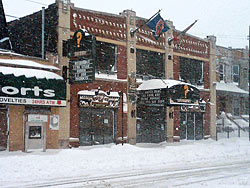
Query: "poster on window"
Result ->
[[49, 115, 60, 130]]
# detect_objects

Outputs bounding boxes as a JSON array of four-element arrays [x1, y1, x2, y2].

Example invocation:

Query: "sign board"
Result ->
[[0, 73, 66, 106], [28, 114, 48, 123], [67, 29, 96, 84], [78, 92, 119, 108], [49, 115, 59, 130], [69, 58, 95, 84], [167, 84, 200, 106], [137, 89, 167, 106]]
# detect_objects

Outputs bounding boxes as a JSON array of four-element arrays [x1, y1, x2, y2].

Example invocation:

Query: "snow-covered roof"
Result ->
[[137, 79, 197, 91], [0, 58, 60, 71], [78, 90, 120, 97], [216, 82, 248, 94], [0, 66, 63, 80]]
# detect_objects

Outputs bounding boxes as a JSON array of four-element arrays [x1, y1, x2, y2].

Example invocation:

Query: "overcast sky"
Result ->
[[2, 0, 250, 48]]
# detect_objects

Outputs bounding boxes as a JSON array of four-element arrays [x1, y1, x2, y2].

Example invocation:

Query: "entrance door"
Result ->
[[25, 122, 45, 152], [180, 112, 204, 140], [187, 112, 195, 140], [0, 108, 8, 151], [79, 108, 114, 146]]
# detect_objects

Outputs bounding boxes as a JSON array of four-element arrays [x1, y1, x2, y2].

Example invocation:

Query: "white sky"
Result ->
[[2, 0, 250, 48]]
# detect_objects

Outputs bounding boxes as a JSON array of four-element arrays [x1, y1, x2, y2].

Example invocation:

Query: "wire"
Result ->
[[23, 0, 48, 6], [5, 14, 19, 19]]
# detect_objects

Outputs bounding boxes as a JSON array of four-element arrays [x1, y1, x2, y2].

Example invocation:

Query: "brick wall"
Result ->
[[8, 3, 58, 57]]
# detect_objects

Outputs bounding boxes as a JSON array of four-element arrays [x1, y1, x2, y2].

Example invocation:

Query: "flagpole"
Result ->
[[168, 20, 198, 45], [130, 9, 161, 37]]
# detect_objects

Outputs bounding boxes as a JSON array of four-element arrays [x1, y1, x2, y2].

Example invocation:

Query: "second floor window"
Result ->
[[95, 41, 117, 73], [219, 64, 224, 81], [179, 57, 204, 86], [232, 65, 239, 84], [136, 49, 165, 79]]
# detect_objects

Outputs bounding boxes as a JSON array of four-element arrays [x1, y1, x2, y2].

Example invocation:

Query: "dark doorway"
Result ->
[[0, 106, 8, 151], [136, 106, 166, 143], [79, 108, 115, 146]]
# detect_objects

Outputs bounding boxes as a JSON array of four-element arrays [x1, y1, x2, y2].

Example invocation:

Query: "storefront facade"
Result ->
[[0, 56, 66, 151]]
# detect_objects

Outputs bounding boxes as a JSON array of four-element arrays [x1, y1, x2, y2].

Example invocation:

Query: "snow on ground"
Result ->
[[0, 137, 250, 187]]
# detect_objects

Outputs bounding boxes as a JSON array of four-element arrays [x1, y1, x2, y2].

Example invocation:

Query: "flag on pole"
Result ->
[[168, 20, 198, 45], [146, 13, 169, 40], [0, 0, 12, 50]]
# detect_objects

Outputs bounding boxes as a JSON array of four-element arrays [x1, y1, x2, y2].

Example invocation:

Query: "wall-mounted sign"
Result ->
[[78, 91, 119, 108], [137, 89, 166, 106], [167, 84, 200, 106], [28, 114, 48, 123], [0, 73, 66, 106], [69, 58, 95, 84], [49, 115, 59, 130]]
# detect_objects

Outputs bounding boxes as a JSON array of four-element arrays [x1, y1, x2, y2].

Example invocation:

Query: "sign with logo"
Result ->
[[67, 29, 96, 84], [0, 73, 66, 106], [167, 84, 200, 106], [78, 92, 119, 108]]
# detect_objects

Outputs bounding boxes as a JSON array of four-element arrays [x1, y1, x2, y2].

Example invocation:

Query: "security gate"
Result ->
[[79, 108, 115, 146], [0, 107, 8, 151], [180, 112, 204, 140], [136, 106, 166, 143]]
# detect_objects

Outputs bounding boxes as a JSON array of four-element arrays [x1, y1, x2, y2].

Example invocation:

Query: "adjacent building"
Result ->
[[216, 46, 249, 117]]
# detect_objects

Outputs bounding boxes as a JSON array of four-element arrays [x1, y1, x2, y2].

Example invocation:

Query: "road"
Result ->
[[11, 159, 250, 188]]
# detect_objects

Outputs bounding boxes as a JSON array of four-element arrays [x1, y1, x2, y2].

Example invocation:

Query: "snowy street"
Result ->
[[1, 137, 250, 188]]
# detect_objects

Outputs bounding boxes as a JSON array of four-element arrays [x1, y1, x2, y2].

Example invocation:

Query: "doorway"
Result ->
[[180, 112, 204, 140], [79, 108, 115, 146]]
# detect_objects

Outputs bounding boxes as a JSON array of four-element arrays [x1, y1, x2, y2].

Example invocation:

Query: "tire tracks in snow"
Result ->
[[5, 159, 250, 188]]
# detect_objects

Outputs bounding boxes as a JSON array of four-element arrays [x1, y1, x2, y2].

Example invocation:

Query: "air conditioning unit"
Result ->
[[50, 115, 60, 130]]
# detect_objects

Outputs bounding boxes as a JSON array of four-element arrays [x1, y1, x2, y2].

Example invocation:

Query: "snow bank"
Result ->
[[0, 137, 249, 186]]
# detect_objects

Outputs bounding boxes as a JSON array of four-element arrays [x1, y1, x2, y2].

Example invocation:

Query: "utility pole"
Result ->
[[248, 25, 250, 141], [42, 7, 45, 59]]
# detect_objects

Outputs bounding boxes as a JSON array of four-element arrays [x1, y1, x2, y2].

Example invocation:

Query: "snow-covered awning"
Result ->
[[216, 82, 248, 95], [137, 79, 201, 107], [137, 79, 197, 90], [0, 66, 66, 106], [0, 66, 63, 80], [78, 90, 119, 98], [0, 58, 60, 71]]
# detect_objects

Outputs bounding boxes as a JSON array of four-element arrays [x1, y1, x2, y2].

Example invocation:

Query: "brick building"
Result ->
[[6, 0, 217, 148]]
